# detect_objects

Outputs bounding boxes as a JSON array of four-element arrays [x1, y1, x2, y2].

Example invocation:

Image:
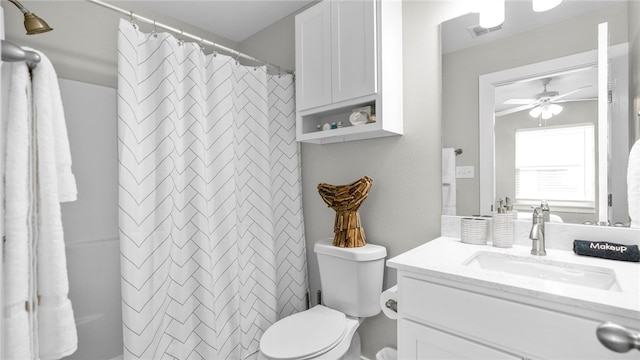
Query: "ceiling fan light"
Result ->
[[549, 104, 563, 115], [541, 111, 553, 120], [479, 0, 505, 28], [533, 0, 563, 12], [529, 106, 542, 118]]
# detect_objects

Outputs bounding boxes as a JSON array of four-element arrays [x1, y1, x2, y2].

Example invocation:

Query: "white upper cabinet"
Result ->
[[330, 0, 376, 104], [295, 0, 403, 144], [295, 1, 332, 110]]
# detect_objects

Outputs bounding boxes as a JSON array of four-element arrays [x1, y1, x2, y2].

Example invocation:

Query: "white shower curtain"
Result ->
[[117, 20, 307, 360]]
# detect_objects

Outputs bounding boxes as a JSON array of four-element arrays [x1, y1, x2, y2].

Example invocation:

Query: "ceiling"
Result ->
[[441, 0, 625, 54], [142, 0, 622, 113], [123, 0, 316, 43], [126, 0, 623, 47]]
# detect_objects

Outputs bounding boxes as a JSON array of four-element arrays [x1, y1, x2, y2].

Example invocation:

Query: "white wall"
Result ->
[[239, 2, 319, 73], [240, 1, 474, 358], [442, 3, 629, 217], [1, 1, 550, 359], [5, 1, 637, 358]]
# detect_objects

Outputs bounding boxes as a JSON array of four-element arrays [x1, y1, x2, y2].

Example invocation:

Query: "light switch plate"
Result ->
[[456, 166, 474, 179]]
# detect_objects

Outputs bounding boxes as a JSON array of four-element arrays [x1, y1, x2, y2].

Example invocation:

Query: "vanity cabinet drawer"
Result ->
[[399, 319, 520, 360], [400, 276, 637, 359]]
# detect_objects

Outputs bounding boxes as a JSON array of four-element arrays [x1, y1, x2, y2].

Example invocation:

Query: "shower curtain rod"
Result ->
[[87, 0, 294, 75]]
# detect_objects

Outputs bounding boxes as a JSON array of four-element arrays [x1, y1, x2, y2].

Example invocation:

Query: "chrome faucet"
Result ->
[[529, 207, 546, 256]]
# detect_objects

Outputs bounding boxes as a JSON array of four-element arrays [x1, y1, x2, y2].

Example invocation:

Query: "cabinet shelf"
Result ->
[[297, 122, 396, 144]]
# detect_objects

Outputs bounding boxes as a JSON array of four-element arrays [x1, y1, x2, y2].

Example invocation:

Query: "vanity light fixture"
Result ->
[[532, 0, 564, 12], [479, 0, 505, 29], [479, 0, 563, 29]]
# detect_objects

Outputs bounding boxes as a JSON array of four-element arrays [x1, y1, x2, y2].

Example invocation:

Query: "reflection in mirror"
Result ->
[[441, 0, 631, 225], [480, 46, 628, 224], [496, 66, 599, 225]]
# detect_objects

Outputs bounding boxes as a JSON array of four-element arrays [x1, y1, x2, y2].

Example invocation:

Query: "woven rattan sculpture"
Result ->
[[317, 176, 373, 248]]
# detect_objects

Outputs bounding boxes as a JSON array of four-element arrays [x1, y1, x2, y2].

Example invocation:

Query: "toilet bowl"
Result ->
[[259, 238, 387, 360], [259, 305, 362, 360]]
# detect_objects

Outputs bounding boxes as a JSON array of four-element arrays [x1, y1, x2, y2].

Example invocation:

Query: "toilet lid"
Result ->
[[260, 305, 347, 360]]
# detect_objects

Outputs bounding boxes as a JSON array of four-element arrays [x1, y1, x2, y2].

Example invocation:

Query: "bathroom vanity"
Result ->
[[387, 234, 640, 359]]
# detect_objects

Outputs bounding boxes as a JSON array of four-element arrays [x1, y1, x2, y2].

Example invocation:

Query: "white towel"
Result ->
[[442, 148, 455, 184], [442, 148, 456, 215], [38, 298, 78, 360], [4, 308, 33, 359], [27, 47, 77, 203], [628, 138, 640, 228], [30, 49, 79, 359], [3, 61, 36, 360]]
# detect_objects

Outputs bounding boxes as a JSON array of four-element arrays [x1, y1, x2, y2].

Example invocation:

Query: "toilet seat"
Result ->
[[260, 305, 348, 360]]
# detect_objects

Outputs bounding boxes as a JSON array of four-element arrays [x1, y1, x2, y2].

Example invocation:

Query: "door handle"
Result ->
[[596, 322, 640, 353]]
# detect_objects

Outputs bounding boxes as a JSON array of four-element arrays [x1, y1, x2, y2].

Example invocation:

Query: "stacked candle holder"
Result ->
[[492, 213, 514, 248], [461, 217, 488, 245]]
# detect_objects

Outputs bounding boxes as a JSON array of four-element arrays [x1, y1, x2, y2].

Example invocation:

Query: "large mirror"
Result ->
[[441, 0, 631, 225]]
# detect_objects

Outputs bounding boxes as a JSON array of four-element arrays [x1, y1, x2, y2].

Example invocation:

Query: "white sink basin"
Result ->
[[464, 251, 620, 291]]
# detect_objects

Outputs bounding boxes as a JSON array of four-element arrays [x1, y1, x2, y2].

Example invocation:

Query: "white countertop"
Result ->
[[387, 237, 640, 321]]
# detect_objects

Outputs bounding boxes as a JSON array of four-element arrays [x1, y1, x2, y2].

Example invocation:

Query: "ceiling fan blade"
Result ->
[[495, 103, 536, 117], [551, 85, 592, 101], [503, 98, 536, 105], [554, 97, 597, 103]]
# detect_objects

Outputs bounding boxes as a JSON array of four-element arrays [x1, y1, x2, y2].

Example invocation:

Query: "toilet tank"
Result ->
[[314, 238, 387, 318]]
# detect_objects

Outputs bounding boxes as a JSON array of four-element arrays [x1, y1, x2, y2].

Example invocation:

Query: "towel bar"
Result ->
[[1, 40, 40, 66]]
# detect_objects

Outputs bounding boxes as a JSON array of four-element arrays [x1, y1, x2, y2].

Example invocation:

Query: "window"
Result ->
[[515, 124, 595, 208]]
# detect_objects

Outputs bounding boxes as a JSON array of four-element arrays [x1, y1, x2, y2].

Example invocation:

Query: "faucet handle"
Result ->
[[540, 201, 550, 222], [540, 201, 550, 213]]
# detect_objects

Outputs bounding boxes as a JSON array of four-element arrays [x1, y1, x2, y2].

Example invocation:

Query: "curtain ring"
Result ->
[[278, 66, 282, 78], [199, 38, 205, 53], [130, 11, 138, 29], [178, 30, 184, 46], [212, 43, 218, 57], [235, 53, 240, 66], [152, 20, 158, 38]]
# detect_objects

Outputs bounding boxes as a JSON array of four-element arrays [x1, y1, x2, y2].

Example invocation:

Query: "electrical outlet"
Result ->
[[456, 166, 474, 179]]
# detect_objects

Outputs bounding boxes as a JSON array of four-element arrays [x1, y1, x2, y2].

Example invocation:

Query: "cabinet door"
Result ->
[[295, 1, 332, 111], [330, 0, 377, 103], [399, 320, 520, 360]]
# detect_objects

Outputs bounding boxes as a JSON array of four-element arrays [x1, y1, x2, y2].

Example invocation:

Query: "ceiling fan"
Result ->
[[495, 77, 594, 119]]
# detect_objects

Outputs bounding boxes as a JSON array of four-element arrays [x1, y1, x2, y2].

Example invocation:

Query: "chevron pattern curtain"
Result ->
[[117, 20, 307, 360]]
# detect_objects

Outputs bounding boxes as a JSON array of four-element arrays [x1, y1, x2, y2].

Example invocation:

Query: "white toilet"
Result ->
[[259, 238, 387, 360]]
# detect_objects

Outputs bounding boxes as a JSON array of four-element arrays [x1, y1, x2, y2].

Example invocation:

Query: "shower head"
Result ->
[[7, 0, 53, 35]]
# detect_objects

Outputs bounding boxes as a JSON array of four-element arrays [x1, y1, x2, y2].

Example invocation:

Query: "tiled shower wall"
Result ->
[[59, 79, 122, 360]]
